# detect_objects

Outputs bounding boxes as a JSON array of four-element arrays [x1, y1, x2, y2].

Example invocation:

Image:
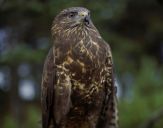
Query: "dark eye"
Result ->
[[69, 12, 77, 18]]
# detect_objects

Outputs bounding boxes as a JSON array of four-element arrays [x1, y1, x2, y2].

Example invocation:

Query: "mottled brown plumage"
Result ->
[[41, 7, 118, 128]]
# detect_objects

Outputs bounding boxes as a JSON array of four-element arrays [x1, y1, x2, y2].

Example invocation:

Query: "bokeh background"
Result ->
[[0, 0, 163, 128]]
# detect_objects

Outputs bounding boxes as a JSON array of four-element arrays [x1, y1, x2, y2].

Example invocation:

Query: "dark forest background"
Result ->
[[0, 0, 163, 128]]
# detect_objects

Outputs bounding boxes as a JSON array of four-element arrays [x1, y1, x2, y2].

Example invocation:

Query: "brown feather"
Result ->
[[41, 7, 118, 128], [41, 48, 55, 128]]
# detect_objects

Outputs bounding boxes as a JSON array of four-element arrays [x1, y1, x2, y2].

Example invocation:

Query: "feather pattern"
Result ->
[[41, 7, 118, 128], [41, 48, 55, 128]]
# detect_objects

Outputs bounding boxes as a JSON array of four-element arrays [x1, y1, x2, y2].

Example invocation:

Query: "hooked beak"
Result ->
[[78, 11, 90, 26]]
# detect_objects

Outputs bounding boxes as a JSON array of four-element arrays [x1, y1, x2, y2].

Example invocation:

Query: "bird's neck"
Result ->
[[51, 24, 101, 43]]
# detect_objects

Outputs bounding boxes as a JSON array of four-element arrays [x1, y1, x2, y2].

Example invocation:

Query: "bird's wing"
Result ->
[[41, 47, 72, 128], [97, 45, 118, 128], [41, 48, 55, 128], [104, 49, 118, 128]]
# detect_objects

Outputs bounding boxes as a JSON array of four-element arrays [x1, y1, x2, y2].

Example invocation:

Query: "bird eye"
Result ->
[[69, 12, 77, 18]]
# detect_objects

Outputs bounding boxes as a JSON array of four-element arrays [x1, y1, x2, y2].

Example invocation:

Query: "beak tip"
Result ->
[[84, 16, 90, 25]]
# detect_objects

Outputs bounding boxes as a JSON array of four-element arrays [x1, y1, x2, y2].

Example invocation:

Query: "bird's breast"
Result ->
[[54, 38, 109, 125], [55, 37, 108, 98]]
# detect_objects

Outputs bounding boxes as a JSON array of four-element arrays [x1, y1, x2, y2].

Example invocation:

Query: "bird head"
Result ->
[[54, 7, 92, 28], [51, 7, 100, 40]]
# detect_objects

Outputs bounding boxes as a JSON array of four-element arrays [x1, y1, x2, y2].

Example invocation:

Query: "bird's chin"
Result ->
[[71, 22, 91, 28], [70, 23, 81, 28]]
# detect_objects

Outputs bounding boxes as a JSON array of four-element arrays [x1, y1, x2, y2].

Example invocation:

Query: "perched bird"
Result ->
[[41, 7, 118, 128]]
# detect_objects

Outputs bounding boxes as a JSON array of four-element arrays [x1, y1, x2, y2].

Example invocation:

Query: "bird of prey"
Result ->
[[41, 7, 118, 128]]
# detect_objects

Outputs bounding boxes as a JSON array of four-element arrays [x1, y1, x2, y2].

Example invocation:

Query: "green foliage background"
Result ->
[[0, 0, 163, 128]]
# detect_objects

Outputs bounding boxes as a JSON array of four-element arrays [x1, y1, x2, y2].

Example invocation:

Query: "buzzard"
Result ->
[[41, 7, 118, 128]]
